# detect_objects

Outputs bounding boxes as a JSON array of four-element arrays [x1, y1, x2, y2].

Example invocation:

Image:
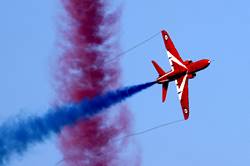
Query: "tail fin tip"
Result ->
[[152, 60, 165, 76]]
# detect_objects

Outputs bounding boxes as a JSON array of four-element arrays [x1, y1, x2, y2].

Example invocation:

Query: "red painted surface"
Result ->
[[54, 0, 137, 165], [152, 30, 210, 120]]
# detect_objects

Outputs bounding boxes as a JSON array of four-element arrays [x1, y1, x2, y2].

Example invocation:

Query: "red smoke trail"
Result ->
[[55, 0, 139, 165]]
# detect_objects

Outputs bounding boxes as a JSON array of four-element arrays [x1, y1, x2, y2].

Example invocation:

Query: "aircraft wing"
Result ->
[[161, 30, 187, 72], [175, 74, 189, 120]]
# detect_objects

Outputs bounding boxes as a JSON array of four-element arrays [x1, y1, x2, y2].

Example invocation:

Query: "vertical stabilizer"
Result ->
[[152, 60, 165, 76]]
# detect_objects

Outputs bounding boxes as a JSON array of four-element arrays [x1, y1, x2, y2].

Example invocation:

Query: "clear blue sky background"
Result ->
[[0, 0, 250, 166]]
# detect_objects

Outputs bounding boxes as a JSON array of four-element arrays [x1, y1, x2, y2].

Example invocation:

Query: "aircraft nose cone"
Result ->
[[207, 59, 212, 65], [203, 59, 211, 68]]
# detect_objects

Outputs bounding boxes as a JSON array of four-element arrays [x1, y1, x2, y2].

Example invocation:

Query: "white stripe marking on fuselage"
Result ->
[[158, 70, 174, 81]]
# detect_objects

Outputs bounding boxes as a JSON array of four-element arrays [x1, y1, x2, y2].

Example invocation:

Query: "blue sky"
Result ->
[[0, 0, 250, 166]]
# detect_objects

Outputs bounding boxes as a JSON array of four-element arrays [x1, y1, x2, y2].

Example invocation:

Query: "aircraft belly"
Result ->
[[170, 72, 187, 81]]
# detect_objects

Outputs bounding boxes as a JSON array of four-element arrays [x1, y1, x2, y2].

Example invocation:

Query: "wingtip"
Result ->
[[161, 29, 167, 33], [161, 29, 170, 35], [184, 114, 189, 120]]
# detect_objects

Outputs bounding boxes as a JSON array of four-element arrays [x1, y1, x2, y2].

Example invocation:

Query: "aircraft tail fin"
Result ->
[[162, 82, 169, 102], [152, 60, 168, 102], [152, 60, 165, 76]]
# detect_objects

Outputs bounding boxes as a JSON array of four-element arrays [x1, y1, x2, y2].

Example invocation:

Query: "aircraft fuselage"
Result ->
[[151, 30, 211, 120], [157, 59, 210, 84]]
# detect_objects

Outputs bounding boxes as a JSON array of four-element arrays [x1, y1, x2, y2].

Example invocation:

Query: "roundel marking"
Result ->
[[164, 35, 168, 40]]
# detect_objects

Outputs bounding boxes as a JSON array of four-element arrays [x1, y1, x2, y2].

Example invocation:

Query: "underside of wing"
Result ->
[[161, 30, 187, 72], [175, 74, 189, 120]]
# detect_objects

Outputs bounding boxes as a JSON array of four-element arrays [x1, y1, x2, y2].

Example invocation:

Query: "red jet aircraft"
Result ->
[[152, 30, 210, 120]]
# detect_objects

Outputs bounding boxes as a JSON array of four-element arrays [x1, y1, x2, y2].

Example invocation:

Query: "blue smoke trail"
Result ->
[[0, 81, 155, 165]]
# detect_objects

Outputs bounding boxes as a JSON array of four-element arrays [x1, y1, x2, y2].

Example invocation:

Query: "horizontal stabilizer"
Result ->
[[162, 83, 169, 102]]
